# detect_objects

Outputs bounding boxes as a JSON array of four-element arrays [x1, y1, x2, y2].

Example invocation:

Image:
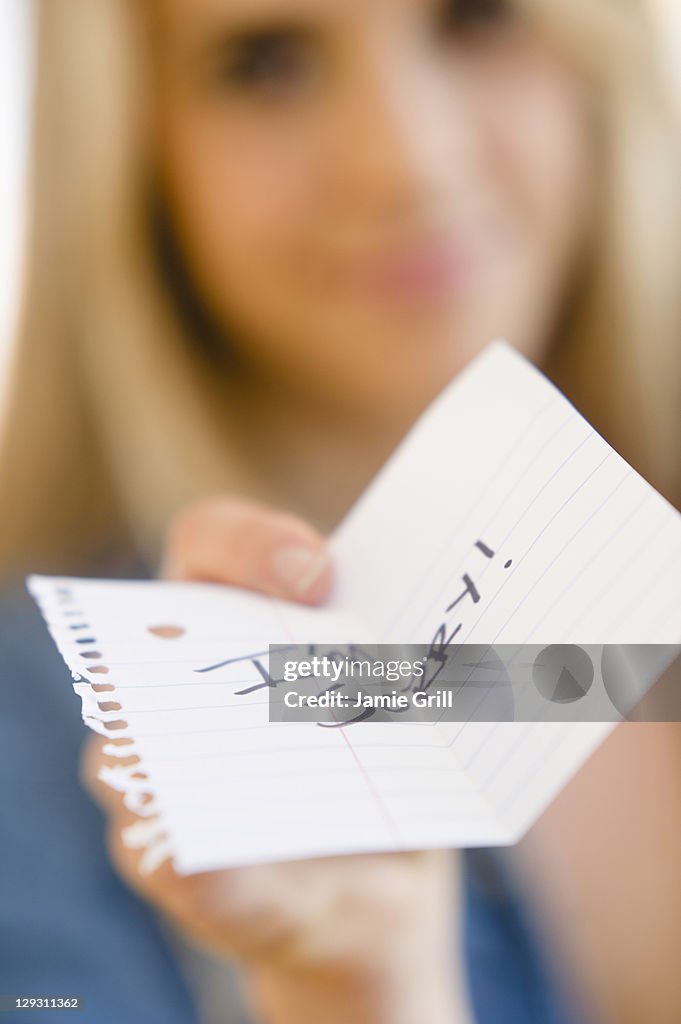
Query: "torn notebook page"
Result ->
[[27, 340, 681, 873]]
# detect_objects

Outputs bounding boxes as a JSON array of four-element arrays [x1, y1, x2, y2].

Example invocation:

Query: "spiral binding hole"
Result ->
[[54, 586, 164, 863], [97, 701, 122, 712]]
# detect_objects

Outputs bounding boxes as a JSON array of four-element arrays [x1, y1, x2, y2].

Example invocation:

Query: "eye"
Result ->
[[208, 29, 318, 97], [438, 0, 515, 36]]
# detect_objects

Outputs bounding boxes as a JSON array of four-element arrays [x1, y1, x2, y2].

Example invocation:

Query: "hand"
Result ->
[[82, 497, 470, 1024]]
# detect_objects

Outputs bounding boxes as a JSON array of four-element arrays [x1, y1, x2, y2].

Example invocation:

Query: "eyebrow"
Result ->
[[197, 20, 317, 54]]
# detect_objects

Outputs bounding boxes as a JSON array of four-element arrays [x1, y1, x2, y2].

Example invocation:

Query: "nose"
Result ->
[[329, 36, 474, 232]]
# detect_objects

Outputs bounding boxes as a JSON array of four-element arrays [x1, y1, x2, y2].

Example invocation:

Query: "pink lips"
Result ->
[[352, 236, 478, 304]]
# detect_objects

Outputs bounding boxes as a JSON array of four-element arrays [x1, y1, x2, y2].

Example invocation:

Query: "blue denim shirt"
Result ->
[[0, 587, 583, 1024]]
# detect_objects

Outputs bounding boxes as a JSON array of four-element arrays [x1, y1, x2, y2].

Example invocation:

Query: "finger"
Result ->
[[80, 735, 114, 804], [79, 735, 137, 815], [104, 806, 251, 953], [161, 497, 333, 604], [80, 741, 224, 942]]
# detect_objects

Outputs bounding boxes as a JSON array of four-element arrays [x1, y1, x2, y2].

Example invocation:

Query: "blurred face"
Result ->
[[149, 0, 595, 425]]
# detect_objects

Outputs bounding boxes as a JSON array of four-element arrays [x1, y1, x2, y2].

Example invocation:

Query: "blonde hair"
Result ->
[[0, 0, 680, 578]]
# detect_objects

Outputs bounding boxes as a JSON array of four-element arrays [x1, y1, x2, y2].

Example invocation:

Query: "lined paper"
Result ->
[[28, 341, 681, 873]]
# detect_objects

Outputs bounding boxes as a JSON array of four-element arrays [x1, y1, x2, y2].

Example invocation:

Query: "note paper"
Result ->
[[28, 341, 681, 873]]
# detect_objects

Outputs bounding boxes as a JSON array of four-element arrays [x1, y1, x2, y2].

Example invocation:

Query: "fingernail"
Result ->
[[269, 544, 330, 596]]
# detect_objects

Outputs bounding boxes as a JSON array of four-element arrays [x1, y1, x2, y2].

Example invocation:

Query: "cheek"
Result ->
[[160, 108, 320, 299], [482, 52, 594, 263]]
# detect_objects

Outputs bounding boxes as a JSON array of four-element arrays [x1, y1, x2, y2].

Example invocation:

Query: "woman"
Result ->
[[1, 0, 680, 1021]]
